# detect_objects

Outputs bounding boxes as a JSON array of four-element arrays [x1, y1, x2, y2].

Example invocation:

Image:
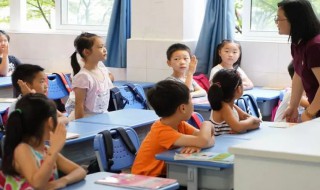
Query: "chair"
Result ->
[[187, 112, 204, 129], [93, 127, 140, 172], [47, 74, 71, 100]]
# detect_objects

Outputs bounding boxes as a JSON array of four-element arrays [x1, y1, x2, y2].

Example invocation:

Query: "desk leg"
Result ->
[[187, 166, 198, 190]]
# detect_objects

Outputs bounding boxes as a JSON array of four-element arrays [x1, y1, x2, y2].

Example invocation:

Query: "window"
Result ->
[[236, 0, 320, 40], [2, 0, 114, 32], [56, 0, 114, 31], [0, 1, 10, 29]]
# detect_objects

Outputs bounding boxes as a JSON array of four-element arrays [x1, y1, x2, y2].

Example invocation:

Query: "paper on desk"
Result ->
[[0, 98, 17, 103], [66, 132, 80, 139], [268, 122, 296, 128]]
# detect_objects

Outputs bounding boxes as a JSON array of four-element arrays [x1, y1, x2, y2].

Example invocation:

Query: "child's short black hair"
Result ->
[[288, 60, 294, 79], [11, 64, 44, 95], [0, 30, 10, 42], [147, 80, 190, 117], [166, 43, 191, 60]]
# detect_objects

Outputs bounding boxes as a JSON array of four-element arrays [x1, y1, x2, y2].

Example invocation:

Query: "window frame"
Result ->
[[236, 0, 289, 42]]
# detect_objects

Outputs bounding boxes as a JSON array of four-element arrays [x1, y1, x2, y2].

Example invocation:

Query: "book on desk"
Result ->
[[95, 173, 177, 189], [174, 152, 234, 164]]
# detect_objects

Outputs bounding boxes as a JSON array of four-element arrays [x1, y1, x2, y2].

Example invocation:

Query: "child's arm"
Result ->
[[191, 82, 207, 98], [46, 154, 86, 189], [223, 104, 260, 133], [73, 87, 86, 119], [185, 56, 197, 91], [57, 110, 69, 125], [238, 68, 254, 90], [14, 123, 67, 189], [173, 121, 215, 148]]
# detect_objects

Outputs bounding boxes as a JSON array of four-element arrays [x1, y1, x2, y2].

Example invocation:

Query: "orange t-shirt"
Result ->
[[131, 120, 196, 176]]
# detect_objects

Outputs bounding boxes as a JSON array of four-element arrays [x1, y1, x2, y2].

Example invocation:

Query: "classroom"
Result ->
[[1, 0, 320, 189]]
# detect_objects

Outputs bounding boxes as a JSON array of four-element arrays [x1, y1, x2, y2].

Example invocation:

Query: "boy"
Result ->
[[131, 80, 214, 177], [166, 43, 206, 98], [9, 64, 69, 124]]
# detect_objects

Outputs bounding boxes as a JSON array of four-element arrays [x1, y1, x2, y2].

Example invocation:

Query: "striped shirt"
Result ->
[[209, 107, 239, 136]]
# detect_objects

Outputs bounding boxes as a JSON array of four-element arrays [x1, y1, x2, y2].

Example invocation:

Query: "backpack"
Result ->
[[108, 83, 148, 111], [235, 94, 261, 119], [193, 73, 210, 92]]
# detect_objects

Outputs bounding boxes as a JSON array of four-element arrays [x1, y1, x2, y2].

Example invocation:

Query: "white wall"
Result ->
[[6, 0, 292, 88]]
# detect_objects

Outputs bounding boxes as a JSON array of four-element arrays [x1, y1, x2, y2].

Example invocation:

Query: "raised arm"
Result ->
[[0, 43, 9, 76]]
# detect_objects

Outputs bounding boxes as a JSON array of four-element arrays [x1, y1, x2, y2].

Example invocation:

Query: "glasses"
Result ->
[[274, 16, 287, 24]]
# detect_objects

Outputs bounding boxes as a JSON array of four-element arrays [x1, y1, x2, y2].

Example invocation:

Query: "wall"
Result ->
[[6, 0, 292, 88]]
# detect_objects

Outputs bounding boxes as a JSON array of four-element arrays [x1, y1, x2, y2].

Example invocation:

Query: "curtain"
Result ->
[[195, 0, 235, 75], [105, 0, 131, 68]]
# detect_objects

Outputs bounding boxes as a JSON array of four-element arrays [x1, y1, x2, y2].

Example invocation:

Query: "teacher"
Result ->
[[276, 0, 320, 122]]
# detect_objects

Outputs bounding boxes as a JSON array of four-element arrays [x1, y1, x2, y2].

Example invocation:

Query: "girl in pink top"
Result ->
[[70, 32, 112, 120]]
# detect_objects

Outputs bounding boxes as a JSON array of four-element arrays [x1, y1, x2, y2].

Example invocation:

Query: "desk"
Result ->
[[63, 121, 126, 165], [62, 172, 180, 190], [75, 109, 159, 141], [0, 77, 13, 98], [156, 137, 248, 190], [229, 120, 320, 190], [113, 80, 155, 89]]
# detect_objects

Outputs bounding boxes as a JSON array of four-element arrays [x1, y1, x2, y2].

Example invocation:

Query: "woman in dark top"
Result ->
[[0, 30, 21, 76], [276, 0, 320, 122]]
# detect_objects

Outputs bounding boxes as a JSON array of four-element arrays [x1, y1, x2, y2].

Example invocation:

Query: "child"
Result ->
[[65, 52, 114, 116], [208, 69, 260, 135], [9, 64, 69, 125], [209, 40, 254, 90], [0, 30, 22, 76], [166, 43, 207, 98], [132, 80, 214, 177], [69, 32, 112, 120], [2, 93, 86, 189], [274, 61, 309, 122]]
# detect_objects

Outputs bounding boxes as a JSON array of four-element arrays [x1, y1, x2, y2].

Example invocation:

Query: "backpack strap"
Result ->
[[113, 127, 137, 155], [53, 73, 71, 93], [124, 83, 148, 109], [99, 130, 114, 171], [191, 113, 202, 129], [243, 94, 260, 118]]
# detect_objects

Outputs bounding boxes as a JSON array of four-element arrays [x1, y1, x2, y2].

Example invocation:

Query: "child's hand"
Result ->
[[47, 178, 67, 190], [1, 43, 9, 56], [188, 55, 197, 75], [49, 122, 67, 154], [180, 146, 201, 154], [17, 79, 36, 95]]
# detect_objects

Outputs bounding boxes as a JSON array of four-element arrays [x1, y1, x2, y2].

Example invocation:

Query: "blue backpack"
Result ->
[[235, 94, 261, 118]]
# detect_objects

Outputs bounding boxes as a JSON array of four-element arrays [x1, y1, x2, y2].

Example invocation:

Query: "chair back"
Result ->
[[187, 112, 204, 129], [47, 74, 70, 99], [93, 127, 140, 172]]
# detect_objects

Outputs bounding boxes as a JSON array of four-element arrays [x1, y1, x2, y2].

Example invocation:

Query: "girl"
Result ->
[[276, 0, 320, 122], [2, 93, 86, 189], [69, 32, 113, 120], [0, 30, 22, 76], [209, 40, 254, 90], [208, 69, 260, 135], [166, 43, 207, 98]]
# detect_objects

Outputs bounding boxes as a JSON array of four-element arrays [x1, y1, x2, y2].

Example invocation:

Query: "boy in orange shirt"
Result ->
[[131, 80, 215, 177]]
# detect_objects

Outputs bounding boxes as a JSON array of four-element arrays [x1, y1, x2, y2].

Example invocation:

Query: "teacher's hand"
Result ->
[[283, 106, 299, 123]]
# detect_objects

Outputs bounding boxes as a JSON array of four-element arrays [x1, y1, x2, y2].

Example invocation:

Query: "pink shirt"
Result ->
[[72, 66, 111, 114]]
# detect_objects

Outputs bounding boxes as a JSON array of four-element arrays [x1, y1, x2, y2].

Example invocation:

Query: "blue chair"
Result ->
[[187, 112, 204, 129], [47, 74, 70, 100], [93, 127, 140, 172]]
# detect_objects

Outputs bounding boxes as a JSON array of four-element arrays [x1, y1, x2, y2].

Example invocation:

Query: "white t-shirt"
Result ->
[[209, 64, 249, 84]]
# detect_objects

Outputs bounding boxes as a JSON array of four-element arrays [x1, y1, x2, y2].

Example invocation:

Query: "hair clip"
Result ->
[[15, 109, 22, 114], [214, 82, 221, 88]]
